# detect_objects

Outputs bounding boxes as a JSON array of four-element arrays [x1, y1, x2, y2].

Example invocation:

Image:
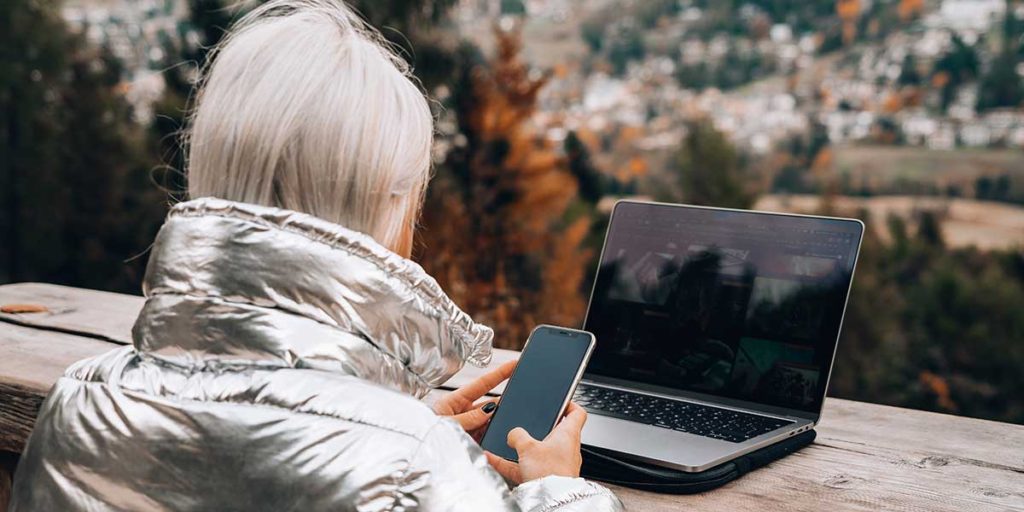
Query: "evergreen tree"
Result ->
[[580, 16, 606, 52], [829, 211, 909, 406], [933, 34, 979, 111], [1, 0, 165, 291], [564, 131, 604, 204], [825, 203, 1024, 423], [977, 52, 1024, 111], [977, 2, 1024, 111], [672, 120, 754, 209], [500, 0, 526, 16], [898, 54, 921, 86], [916, 211, 943, 247], [607, 25, 645, 76], [0, 0, 66, 282]]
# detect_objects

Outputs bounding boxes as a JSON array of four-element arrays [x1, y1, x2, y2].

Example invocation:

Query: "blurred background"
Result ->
[[1, 0, 1022, 424]]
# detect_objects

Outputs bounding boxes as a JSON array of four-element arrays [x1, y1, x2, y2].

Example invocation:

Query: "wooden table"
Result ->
[[1, 282, 1022, 511]]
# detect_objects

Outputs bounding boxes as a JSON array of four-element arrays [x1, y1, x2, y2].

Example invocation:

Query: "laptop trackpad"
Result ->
[[581, 413, 736, 472]]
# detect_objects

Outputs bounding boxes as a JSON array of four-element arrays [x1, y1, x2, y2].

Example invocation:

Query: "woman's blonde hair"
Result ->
[[186, 0, 433, 254]]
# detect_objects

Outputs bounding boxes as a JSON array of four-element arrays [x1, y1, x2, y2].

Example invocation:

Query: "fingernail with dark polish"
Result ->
[[482, 402, 497, 413]]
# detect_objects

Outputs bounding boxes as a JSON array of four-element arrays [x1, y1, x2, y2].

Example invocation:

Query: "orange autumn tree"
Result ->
[[416, 26, 591, 349], [836, 0, 861, 45]]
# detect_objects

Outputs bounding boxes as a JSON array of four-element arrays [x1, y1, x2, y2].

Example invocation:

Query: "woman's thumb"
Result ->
[[507, 427, 538, 451]]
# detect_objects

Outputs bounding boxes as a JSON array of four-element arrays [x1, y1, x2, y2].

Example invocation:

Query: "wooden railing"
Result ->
[[0, 283, 1022, 511]]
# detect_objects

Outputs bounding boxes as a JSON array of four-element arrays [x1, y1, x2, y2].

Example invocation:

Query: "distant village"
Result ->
[[63, 0, 1024, 203], [461, 0, 1024, 162], [453, 0, 1024, 248], [66, 0, 1024, 151]]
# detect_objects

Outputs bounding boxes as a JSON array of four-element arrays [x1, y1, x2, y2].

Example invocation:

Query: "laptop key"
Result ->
[[577, 384, 794, 443]]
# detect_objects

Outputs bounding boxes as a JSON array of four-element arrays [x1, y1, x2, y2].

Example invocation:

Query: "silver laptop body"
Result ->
[[578, 200, 864, 472]]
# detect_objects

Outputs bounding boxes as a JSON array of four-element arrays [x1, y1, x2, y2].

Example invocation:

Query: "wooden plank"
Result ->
[[421, 387, 1024, 511], [818, 399, 1024, 472], [0, 285, 125, 452], [0, 282, 141, 345], [435, 360, 1024, 511], [597, 408, 1024, 512], [0, 322, 120, 453], [602, 440, 1024, 511], [2, 283, 1022, 511], [0, 321, 120, 393], [0, 382, 46, 454]]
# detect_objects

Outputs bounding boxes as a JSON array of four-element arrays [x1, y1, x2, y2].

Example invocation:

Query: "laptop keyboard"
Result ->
[[573, 385, 792, 443]]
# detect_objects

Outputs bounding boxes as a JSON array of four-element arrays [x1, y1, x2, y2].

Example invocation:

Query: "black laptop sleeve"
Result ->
[[580, 429, 816, 494]]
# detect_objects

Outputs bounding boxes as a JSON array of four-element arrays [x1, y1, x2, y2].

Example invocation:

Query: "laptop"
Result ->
[[575, 200, 863, 472]]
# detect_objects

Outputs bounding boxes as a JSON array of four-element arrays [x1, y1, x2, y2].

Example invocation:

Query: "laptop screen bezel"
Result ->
[[580, 199, 865, 422]]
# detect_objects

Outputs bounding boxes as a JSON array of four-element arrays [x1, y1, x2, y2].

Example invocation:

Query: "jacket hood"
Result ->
[[131, 197, 493, 396]]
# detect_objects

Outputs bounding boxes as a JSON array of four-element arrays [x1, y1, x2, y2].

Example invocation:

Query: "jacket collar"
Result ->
[[131, 198, 493, 396]]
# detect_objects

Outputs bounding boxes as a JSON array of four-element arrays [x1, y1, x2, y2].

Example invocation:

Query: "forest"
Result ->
[[1, 0, 1022, 425]]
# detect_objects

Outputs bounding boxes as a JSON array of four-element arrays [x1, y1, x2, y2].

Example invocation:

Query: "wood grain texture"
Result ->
[[1, 282, 1022, 511], [0, 320, 120, 392], [0, 282, 141, 344], [0, 320, 120, 453], [0, 383, 46, 454]]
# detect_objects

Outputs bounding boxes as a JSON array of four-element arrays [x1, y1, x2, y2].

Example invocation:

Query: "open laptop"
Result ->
[[575, 200, 863, 472]]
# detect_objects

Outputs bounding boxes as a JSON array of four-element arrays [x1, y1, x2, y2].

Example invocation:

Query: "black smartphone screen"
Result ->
[[480, 326, 594, 461]]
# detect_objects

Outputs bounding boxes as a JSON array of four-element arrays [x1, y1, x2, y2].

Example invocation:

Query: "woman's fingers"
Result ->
[[449, 360, 517, 403], [485, 451, 522, 485], [452, 400, 497, 432], [550, 402, 588, 439], [434, 360, 515, 422]]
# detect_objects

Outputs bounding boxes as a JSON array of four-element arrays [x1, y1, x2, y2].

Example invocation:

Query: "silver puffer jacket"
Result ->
[[11, 198, 623, 512]]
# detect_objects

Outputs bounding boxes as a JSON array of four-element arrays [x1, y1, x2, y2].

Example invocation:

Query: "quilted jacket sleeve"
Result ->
[[400, 418, 623, 512]]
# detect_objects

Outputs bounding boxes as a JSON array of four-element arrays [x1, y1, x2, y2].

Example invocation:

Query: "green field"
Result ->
[[831, 146, 1024, 193]]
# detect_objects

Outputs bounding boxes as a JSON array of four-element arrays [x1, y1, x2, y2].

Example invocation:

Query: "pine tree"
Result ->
[[565, 131, 604, 204], [1, 0, 165, 291], [933, 34, 979, 112], [0, 0, 67, 282], [416, 27, 592, 348], [898, 54, 921, 86], [977, 2, 1024, 111], [672, 120, 754, 209]]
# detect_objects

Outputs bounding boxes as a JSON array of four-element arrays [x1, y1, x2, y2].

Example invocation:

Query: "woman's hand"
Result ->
[[485, 402, 588, 485], [433, 360, 517, 441]]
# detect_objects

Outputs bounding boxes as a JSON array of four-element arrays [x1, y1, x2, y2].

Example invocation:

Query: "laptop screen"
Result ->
[[583, 201, 863, 414]]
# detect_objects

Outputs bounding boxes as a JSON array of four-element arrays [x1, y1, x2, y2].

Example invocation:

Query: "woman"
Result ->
[[10, 1, 622, 510]]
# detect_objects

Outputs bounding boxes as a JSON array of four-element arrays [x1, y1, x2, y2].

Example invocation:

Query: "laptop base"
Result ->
[[581, 430, 816, 494]]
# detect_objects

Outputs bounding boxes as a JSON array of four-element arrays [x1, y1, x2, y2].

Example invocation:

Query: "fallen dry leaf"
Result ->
[[0, 303, 49, 314]]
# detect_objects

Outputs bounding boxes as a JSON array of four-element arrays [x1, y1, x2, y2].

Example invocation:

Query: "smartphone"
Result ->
[[480, 325, 596, 461]]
